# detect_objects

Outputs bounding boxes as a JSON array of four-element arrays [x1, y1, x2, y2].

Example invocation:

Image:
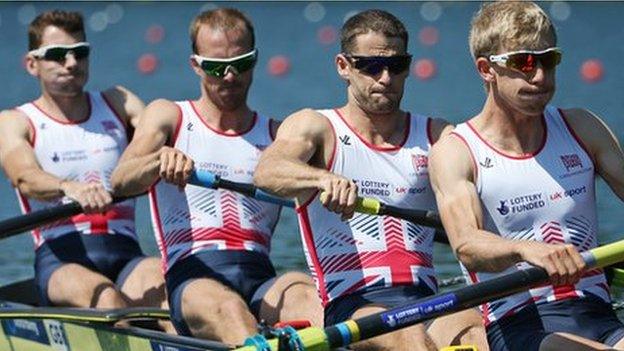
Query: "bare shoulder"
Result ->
[[277, 108, 332, 141], [0, 109, 31, 137], [428, 117, 454, 144], [102, 85, 145, 127], [429, 132, 474, 181], [560, 107, 618, 155]]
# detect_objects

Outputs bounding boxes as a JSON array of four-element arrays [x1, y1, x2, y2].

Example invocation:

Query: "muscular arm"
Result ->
[[0, 110, 112, 212], [430, 135, 524, 271], [430, 135, 585, 283], [102, 85, 145, 130], [0, 110, 64, 200], [111, 99, 189, 196], [562, 108, 624, 200], [254, 109, 335, 204]]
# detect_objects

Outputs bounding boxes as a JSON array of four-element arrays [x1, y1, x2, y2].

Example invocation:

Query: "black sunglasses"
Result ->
[[29, 42, 91, 62], [345, 54, 413, 76]]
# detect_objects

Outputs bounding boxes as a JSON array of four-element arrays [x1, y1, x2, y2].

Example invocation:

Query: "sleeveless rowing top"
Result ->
[[452, 105, 608, 325], [296, 109, 437, 306], [15, 92, 136, 249], [149, 101, 280, 273]]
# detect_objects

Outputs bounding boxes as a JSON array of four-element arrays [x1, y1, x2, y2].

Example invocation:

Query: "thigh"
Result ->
[[428, 308, 489, 351], [350, 305, 436, 351], [118, 256, 166, 307], [177, 278, 257, 343], [258, 271, 322, 326], [540, 332, 615, 351], [47, 263, 123, 308]]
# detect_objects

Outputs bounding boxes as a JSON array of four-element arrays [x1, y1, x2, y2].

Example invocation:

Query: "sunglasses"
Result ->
[[488, 47, 562, 73], [192, 49, 258, 77], [345, 54, 413, 76], [29, 42, 90, 62]]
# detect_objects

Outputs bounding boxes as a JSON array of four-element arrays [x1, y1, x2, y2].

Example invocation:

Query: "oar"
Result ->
[[233, 238, 624, 351], [189, 170, 448, 244], [0, 196, 131, 240]]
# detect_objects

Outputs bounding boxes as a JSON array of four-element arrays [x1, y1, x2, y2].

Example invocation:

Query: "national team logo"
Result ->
[[412, 154, 428, 173], [496, 200, 509, 216], [560, 154, 583, 172]]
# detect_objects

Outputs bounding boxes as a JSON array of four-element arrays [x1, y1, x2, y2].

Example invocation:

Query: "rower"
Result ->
[[429, 2, 624, 350], [0, 9, 169, 326], [110, 8, 323, 345], [253, 9, 489, 351]]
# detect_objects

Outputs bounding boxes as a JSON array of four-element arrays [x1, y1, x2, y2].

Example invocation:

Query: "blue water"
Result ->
[[0, 2, 623, 286]]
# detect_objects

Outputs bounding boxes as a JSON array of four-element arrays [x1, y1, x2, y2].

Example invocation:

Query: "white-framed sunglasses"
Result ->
[[191, 49, 258, 77], [28, 42, 91, 61], [488, 47, 562, 73]]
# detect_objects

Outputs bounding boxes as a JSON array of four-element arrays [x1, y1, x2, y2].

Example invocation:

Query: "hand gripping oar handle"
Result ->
[[0, 196, 131, 240], [322, 193, 449, 244], [189, 170, 294, 207], [233, 239, 624, 351], [190, 170, 449, 243]]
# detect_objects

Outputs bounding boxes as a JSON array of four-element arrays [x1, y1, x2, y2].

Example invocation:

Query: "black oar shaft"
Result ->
[[0, 197, 130, 240], [325, 266, 549, 347]]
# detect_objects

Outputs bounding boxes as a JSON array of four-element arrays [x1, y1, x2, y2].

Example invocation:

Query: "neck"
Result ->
[[36, 90, 89, 122], [339, 101, 406, 146], [472, 94, 545, 155], [194, 95, 254, 133]]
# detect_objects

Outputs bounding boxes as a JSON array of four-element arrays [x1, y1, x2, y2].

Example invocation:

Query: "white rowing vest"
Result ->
[[452, 106, 608, 326], [297, 109, 437, 307], [15, 92, 136, 249], [149, 101, 280, 273]]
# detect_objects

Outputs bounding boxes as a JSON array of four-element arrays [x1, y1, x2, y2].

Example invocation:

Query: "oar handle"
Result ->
[[321, 192, 449, 244], [0, 196, 130, 240], [190, 170, 295, 207]]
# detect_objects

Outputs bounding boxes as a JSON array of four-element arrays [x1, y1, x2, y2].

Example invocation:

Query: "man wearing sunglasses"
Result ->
[[0, 10, 170, 322], [430, 2, 624, 350], [254, 9, 488, 351], [111, 8, 322, 344]]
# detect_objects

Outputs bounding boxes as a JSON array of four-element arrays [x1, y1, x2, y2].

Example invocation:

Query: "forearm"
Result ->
[[254, 154, 329, 199], [13, 169, 65, 201], [454, 229, 523, 272], [111, 151, 161, 196]]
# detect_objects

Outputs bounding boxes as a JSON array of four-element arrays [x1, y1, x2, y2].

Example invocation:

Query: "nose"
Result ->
[[378, 66, 392, 85], [528, 63, 548, 85], [63, 52, 79, 68]]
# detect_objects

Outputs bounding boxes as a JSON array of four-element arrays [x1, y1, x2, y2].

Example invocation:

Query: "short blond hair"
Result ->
[[469, 1, 556, 60], [189, 8, 254, 54]]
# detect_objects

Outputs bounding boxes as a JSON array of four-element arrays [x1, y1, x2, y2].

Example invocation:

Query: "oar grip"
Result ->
[[318, 192, 381, 215], [255, 189, 295, 208], [584, 240, 624, 268], [189, 170, 219, 188], [355, 197, 382, 215]]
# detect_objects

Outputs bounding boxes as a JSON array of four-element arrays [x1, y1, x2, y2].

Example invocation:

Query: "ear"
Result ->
[[476, 56, 496, 84], [335, 54, 350, 81], [189, 56, 204, 78], [24, 55, 39, 77]]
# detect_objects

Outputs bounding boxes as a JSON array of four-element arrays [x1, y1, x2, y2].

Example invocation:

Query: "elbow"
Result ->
[[454, 242, 479, 271], [110, 170, 127, 197]]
